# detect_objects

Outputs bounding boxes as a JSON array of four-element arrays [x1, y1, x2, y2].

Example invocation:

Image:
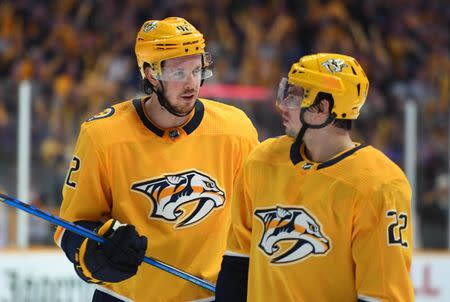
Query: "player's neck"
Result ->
[[144, 95, 190, 129], [304, 130, 354, 162]]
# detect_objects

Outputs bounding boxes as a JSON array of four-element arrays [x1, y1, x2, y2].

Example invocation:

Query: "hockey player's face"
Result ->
[[276, 79, 303, 137], [277, 103, 301, 138], [160, 55, 202, 115]]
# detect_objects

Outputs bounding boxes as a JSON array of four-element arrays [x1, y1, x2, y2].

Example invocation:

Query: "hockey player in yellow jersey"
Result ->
[[54, 17, 258, 301], [216, 53, 414, 302]]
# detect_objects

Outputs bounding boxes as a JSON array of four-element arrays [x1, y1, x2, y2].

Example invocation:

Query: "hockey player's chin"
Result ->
[[173, 102, 195, 115]]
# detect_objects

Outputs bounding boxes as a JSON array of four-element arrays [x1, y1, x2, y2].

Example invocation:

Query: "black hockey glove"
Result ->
[[74, 219, 147, 284]]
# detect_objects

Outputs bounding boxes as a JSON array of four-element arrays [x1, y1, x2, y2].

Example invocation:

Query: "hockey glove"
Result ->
[[74, 219, 147, 284]]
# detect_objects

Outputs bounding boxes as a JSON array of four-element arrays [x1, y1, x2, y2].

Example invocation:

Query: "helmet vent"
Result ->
[[351, 66, 357, 75], [356, 83, 360, 96], [183, 40, 200, 46], [156, 43, 177, 48], [155, 43, 177, 50]]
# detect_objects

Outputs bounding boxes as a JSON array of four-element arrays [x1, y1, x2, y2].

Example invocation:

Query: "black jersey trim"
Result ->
[[290, 137, 303, 165], [133, 98, 164, 137], [317, 144, 366, 170], [290, 140, 367, 169], [183, 101, 204, 134], [133, 98, 204, 137]]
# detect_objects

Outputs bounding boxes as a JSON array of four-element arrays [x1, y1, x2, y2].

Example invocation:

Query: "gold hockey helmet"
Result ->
[[286, 53, 369, 119], [135, 17, 212, 80]]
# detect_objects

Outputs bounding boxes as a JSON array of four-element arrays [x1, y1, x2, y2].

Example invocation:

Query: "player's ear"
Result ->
[[318, 99, 330, 114]]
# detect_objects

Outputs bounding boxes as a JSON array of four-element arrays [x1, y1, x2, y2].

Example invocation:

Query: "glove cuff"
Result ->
[[97, 219, 126, 237], [74, 238, 107, 285]]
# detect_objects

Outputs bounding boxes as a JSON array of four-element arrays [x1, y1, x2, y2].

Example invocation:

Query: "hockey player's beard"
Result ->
[[170, 88, 197, 115], [170, 102, 195, 116]]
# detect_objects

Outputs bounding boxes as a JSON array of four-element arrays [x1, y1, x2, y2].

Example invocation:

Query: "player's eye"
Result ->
[[192, 67, 202, 77], [171, 70, 186, 80]]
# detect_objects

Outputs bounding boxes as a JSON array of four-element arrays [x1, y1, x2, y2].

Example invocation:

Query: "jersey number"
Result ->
[[386, 210, 408, 247], [65, 156, 80, 188]]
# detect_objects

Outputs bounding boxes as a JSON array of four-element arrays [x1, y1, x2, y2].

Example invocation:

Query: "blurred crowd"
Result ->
[[0, 0, 449, 247]]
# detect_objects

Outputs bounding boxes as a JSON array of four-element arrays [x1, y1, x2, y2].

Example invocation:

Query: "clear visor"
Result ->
[[157, 52, 213, 82], [276, 77, 304, 109]]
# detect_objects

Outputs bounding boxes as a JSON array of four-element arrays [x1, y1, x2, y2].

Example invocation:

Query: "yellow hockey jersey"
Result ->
[[226, 135, 414, 302], [54, 97, 258, 301]]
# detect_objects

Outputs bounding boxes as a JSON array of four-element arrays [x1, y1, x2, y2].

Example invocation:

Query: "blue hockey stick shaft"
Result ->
[[0, 192, 216, 292]]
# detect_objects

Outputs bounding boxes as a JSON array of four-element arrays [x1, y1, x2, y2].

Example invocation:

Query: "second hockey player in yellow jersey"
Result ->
[[54, 17, 258, 302], [216, 53, 414, 302]]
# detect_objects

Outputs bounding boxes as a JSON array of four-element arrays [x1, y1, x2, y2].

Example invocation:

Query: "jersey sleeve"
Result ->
[[233, 111, 259, 175], [216, 157, 254, 302], [352, 178, 414, 301], [54, 123, 112, 246], [235, 132, 258, 178], [227, 114, 258, 253], [225, 157, 255, 257]]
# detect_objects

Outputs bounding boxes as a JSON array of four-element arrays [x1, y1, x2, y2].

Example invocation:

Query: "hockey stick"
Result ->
[[0, 193, 216, 292]]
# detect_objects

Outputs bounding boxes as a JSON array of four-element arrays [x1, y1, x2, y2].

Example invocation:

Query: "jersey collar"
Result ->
[[133, 98, 204, 138], [290, 139, 367, 170]]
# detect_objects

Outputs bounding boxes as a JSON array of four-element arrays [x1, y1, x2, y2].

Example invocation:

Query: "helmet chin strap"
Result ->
[[294, 108, 336, 147], [154, 80, 193, 118]]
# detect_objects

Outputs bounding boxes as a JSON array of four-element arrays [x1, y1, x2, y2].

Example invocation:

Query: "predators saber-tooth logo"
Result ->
[[131, 170, 225, 228], [255, 206, 330, 264], [321, 58, 348, 73]]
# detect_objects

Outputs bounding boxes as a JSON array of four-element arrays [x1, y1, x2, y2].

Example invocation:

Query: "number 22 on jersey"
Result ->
[[386, 210, 408, 247]]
